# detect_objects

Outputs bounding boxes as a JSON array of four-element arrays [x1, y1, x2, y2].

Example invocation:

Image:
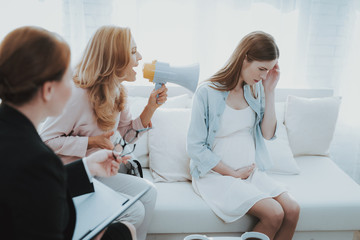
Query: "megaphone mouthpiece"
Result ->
[[142, 60, 157, 82], [143, 60, 200, 93]]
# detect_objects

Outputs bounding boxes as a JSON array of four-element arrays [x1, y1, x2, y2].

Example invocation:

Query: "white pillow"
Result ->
[[265, 102, 300, 175], [148, 108, 192, 182], [127, 94, 192, 168], [127, 96, 149, 165], [285, 95, 341, 156]]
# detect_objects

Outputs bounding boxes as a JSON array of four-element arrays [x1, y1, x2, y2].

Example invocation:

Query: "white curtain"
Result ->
[[110, 0, 299, 86], [0, 0, 359, 183], [331, 1, 360, 184], [62, 0, 87, 64]]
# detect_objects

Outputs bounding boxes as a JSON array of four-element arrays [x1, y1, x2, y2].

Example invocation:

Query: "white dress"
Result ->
[[192, 104, 286, 223]]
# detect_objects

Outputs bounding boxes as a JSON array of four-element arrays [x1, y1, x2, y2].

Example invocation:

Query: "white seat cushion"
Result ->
[[271, 156, 360, 231], [143, 170, 256, 233], [144, 156, 360, 233]]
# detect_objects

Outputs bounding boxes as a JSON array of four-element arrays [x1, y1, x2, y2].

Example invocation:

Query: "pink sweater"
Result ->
[[40, 85, 144, 164]]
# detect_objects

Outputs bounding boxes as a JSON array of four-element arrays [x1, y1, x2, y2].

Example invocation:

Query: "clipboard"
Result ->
[[72, 178, 150, 240]]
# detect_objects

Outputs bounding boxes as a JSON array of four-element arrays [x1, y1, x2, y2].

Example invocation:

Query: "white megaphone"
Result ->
[[143, 60, 199, 93]]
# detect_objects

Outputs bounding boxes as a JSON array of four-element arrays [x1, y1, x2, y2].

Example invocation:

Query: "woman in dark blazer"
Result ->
[[0, 26, 134, 240]]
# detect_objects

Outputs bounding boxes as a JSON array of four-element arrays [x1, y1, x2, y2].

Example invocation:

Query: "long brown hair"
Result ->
[[0, 26, 70, 105], [73, 26, 131, 131], [209, 31, 279, 91]]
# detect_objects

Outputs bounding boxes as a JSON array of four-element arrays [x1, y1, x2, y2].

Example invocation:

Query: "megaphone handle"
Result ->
[[154, 83, 163, 98], [155, 83, 163, 91]]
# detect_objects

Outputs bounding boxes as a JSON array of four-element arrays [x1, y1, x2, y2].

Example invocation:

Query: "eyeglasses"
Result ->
[[112, 127, 152, 158]]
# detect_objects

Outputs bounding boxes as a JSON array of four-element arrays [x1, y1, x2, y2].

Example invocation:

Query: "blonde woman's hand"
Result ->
[[86, 149, 131, 177], [233, 163, 256, 179], [148, 84, 168, 109], [139, 85, 168, 127], [88, 131, 114, 150], [262, 63, 280, 93]]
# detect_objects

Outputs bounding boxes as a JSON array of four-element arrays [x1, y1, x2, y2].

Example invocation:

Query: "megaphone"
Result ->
[[143, 60, 199, 93]]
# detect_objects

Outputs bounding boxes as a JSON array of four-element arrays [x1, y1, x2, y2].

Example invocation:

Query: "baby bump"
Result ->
[[213, 132, 255, 170]]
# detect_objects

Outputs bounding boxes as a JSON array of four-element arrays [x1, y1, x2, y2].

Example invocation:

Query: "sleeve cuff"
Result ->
[[82, 157, 93, 182], [198, 154, 221, 177], [77, 136, 89, 157], [133, 116, 146, 129]]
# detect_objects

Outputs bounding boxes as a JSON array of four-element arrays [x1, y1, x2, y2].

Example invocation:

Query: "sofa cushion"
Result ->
[[265, 102, 300, 174], [144, 156, 360, 233], [149, 108, 192, 182], [271, 156, 360, 231], [285, 96, 341, 156], [143, 170, 255, 233], [128, 94, 192, 167]]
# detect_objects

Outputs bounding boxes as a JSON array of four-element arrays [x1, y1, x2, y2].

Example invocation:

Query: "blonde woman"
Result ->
[[40, 26, 167, 240], [187, 32, 300, 240]]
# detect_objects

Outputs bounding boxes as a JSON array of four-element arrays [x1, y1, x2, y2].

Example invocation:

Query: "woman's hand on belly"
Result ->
[[212, 161, 256, 179], [233, 163, 256, 179]]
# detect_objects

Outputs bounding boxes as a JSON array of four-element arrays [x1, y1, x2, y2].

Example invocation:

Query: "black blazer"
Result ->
[[0, 104, 94, 240]]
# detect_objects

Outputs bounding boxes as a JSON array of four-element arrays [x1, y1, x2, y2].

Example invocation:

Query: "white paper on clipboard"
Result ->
[[72, 178, 150, 240]]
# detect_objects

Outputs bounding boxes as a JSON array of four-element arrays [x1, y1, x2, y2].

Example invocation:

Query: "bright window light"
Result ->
[[0, 0, 63, 41]]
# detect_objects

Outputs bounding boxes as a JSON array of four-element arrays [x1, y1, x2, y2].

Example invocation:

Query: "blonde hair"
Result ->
[[73, 26, 131, 131], [209, 31, 279, 91]]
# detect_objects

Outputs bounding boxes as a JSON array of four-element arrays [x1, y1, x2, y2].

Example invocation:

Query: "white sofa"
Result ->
[[125, 84, 360, 240]]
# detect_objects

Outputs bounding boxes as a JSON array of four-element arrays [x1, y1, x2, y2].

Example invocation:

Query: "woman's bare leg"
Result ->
[[247, 198, 284, 240], [273, 193, 300, 240]]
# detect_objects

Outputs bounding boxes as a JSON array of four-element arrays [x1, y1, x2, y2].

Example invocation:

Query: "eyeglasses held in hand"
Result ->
[[112, 127, 152, 158]]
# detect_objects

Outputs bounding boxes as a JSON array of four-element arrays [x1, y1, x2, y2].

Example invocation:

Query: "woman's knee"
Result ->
[[141, 181, 157, 207], [251, 199, 284, 230], [283, 199, 300, 224], [267, 205, 284, 230], [120, 200, 145, 228], [133, 200, 146, 225]]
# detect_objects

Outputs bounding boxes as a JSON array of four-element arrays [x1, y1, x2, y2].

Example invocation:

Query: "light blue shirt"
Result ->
[[186, 81, 276, 179]]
